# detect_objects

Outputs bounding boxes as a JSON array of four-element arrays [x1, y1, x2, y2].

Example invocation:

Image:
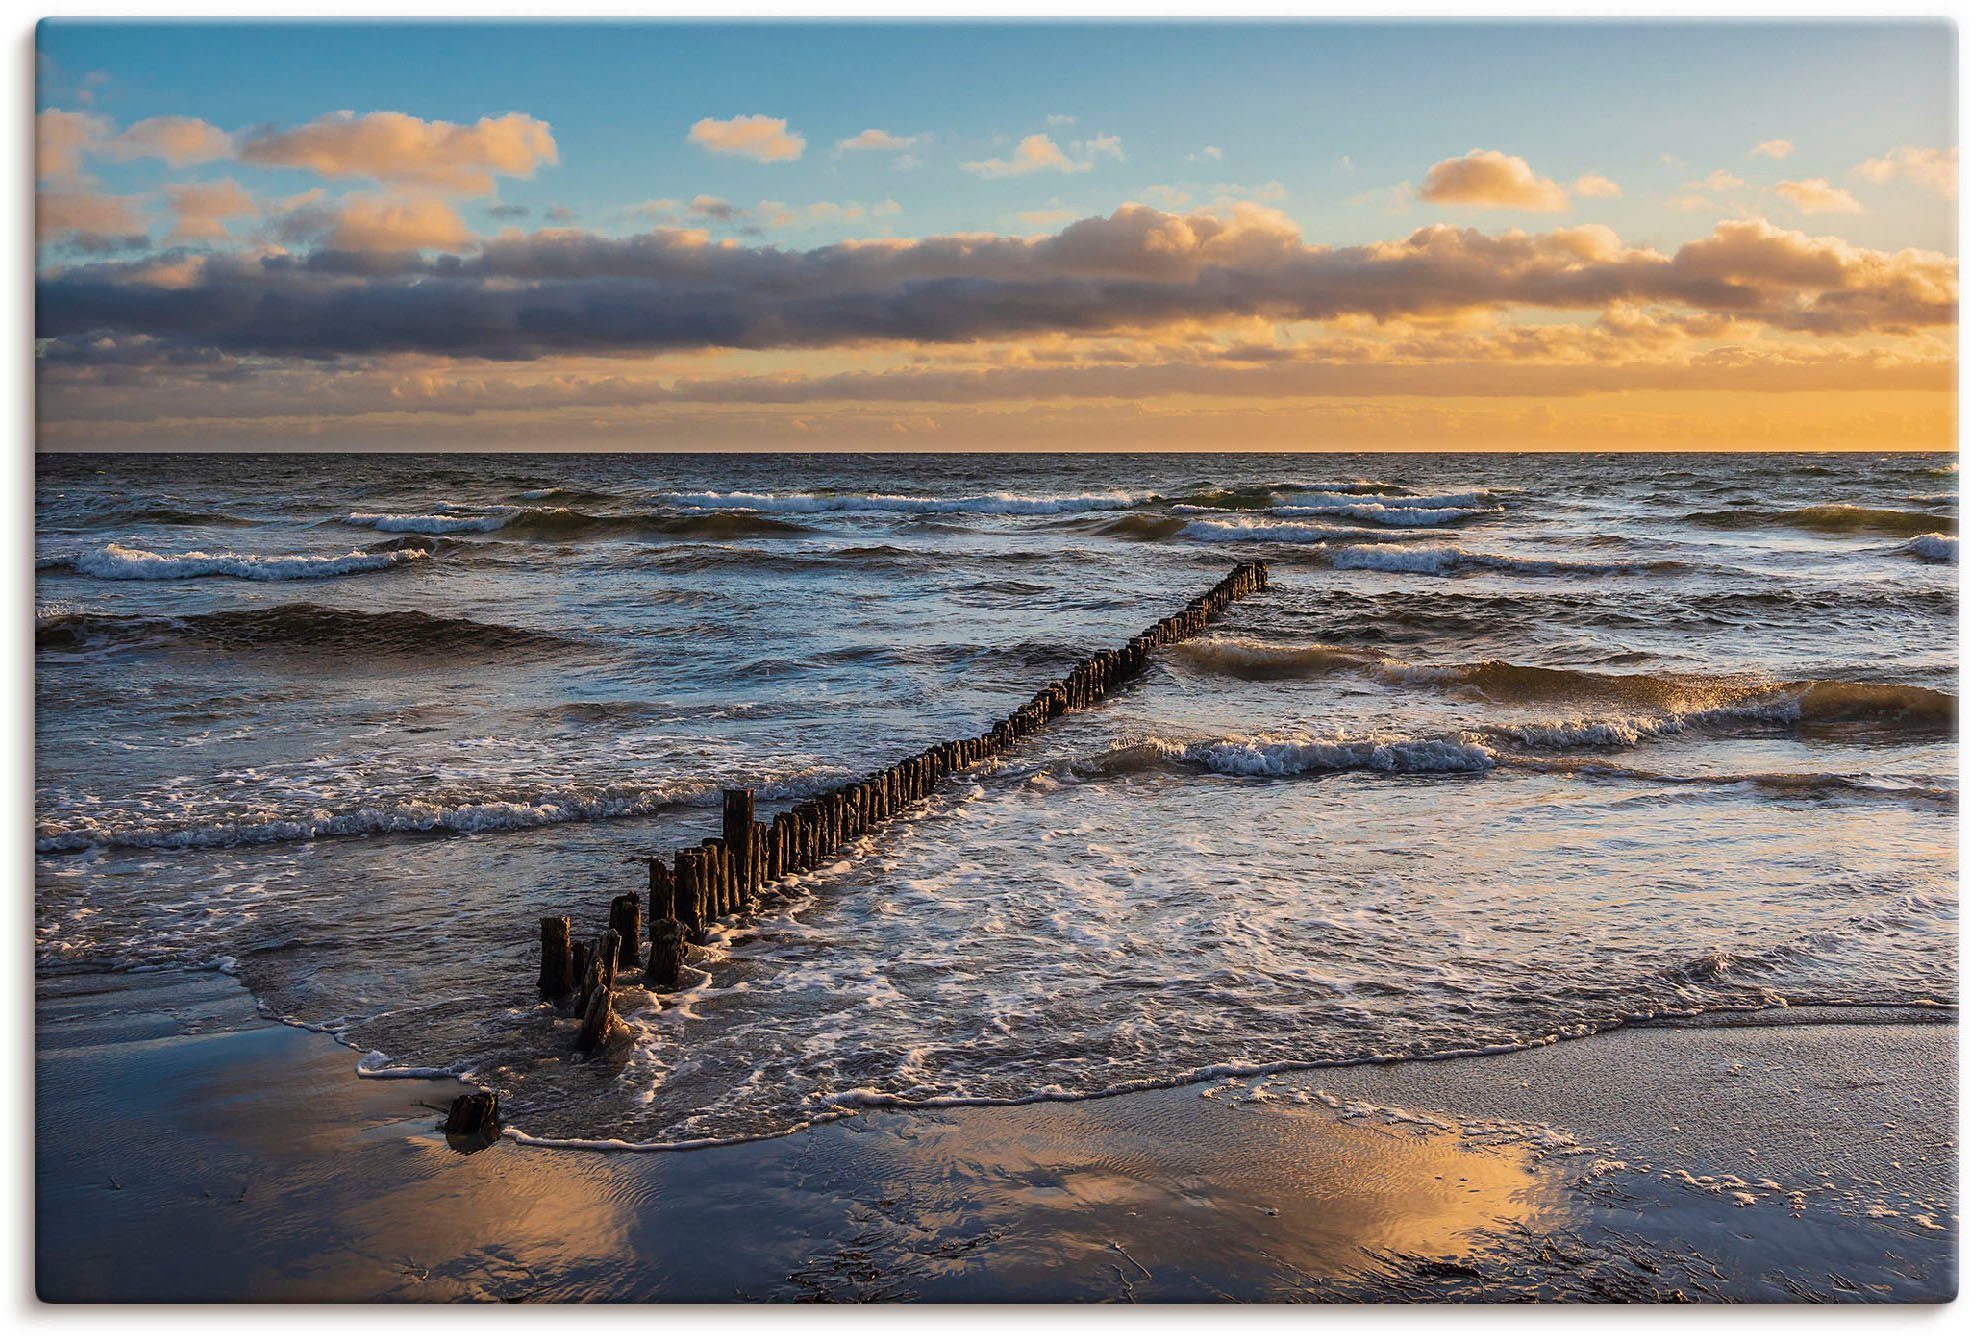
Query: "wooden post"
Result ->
[[609, 894, 641, 970], [723, 788, 755, 895], [674, 848, 705, 943], [538, 916, 573, 1000], [648, 859, 673, 953], [648, 915, 684, 991]]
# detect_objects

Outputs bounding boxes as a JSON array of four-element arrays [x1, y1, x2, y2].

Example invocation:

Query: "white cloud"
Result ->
[[1573, 174, 1622, 199], [1750, 139, 1795, 160], [1418, 149, 1571, 211]]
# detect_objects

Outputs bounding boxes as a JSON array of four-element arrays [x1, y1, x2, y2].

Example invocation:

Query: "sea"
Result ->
[[33, 451, 1959, 1150]]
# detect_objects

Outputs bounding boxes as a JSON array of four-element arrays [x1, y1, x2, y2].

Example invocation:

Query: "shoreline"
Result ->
[[36, 966, 1957, 1303]]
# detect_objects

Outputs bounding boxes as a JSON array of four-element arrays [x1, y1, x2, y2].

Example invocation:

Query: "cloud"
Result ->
[[1750, 139, 1794, 160], [238, 111, 557, 193], [836, 128, 920, 154], [687, 194, 746, 225], [1018, 208, 1081, 229], [687, 114, 805, 162], [165, 180, 258, 241], [1418, 149, 1571, 211], [1692, 170, 1747, 192], [1572, 174, 1622, 199], [1773, 177, 1863, 215], [485, 203, 530, 221], [275, 193, 472, 252], [37, 109, 110, 180], [38, 207, 1954, 367], [38, 189, 147, 247], [756, 199, 901, 229], [1188, 146, 1225, 164], [964, 132, 1121, 179], [1045, 114, 1077, 127], [1856, 146, 1958, 199], [107, 116, 234, 167]]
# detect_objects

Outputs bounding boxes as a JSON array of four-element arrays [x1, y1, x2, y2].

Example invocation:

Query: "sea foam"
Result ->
[[70, 542, 429, 582]]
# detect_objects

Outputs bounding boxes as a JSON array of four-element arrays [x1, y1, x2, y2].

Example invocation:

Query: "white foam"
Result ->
[[346, 509, 517, 534], [1897, 533, 1957, 563], [661, 490, 1147, 516], [72, 542, 428, 582], [1178, 518, 1390, 544]]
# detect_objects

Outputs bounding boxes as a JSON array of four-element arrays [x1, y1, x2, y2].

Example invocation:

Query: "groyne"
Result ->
[[537, 560, 1269, 1052]]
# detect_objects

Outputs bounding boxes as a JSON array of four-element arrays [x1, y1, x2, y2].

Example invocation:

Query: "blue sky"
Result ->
[[38, 20, 1957, 251]]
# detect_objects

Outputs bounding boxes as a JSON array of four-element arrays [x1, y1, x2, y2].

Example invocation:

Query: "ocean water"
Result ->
[[34, 451, 1958, 1148]]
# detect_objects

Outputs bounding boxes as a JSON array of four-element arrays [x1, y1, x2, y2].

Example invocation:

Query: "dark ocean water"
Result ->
[[34, 451, 1958, 1148]]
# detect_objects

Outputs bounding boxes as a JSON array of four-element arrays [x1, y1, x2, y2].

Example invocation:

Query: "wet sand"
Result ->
[[36, 969, 1955, 1303]]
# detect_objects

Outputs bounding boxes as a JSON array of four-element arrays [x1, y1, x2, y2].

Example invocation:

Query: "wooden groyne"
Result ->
[[537, 559, 1268, 1051]]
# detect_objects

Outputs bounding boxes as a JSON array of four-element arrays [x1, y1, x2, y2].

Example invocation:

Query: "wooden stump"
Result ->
[[674, 848, 706, 943], [538, 916, 573, 1000], [648, 915, 685, 991], [609, 894, 641, 970], [576, 978, 616, 1053], [442, 1089, 499, 1135]]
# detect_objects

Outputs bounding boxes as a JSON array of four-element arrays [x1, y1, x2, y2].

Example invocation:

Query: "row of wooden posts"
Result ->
[[535, 559, 1270, 1054]]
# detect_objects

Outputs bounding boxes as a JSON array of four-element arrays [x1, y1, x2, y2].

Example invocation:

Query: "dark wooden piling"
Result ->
[[674, 848, 706, 943], [538, 915, 573, 1000], [648, 915, 685, 991], [609, 893, 641, 970], [723, 788, 755, 894], [442, 1089, 499, 1136]]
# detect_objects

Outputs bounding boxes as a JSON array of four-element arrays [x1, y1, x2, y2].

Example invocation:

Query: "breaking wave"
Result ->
[[1684, 505, 1953, 538], [65, 542, 428, 582], [34, 768, 850, 856], [1173, 640, 1955, 734], [344, 505, 812, 540], [1325, 543, 1679, 577], [1898, 533, 1957, 563], [660, 489, 1147, 516]]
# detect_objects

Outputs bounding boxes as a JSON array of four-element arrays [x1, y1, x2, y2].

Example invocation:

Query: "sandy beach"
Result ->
[[36, 968, 1956, 1303]]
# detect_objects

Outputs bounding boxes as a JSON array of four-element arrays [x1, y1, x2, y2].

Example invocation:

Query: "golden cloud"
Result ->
[[687, 114, 806, 163], [238, 111, 558, 194], [1856, 146, 1958, 199], [165, 180, 258, 241], [1418, 150, 1571, 212], [1773, 177, 1863, 216], [107, 115, 234, 167]]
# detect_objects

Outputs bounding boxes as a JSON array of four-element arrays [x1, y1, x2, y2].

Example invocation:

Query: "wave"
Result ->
[[35, 767, 849, 856], [1173, 640, 1955, 734], [36, 603, 575, 657], [346, 509, 516, 534], [1177, 518, 1398, 545], [659, 489, 1147, 516], [1526, 760, 1956, 811], [1684, 505, 1953, 538], [1897, 533, 1957, 563], [64, 542, 428, 582], [343, 505, 811, 540], [1325, 543, 1677, 577], [1069, 706, 1957, 784]]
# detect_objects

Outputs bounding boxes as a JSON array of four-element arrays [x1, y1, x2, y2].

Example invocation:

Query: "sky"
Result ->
[[34, 19, 1959, 451]]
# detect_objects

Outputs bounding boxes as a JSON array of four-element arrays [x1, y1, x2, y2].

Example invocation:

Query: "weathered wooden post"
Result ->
[[648, 915, 685, 991], [609, 893, 641, 970], [674, 848, 706, 943], [648, 858, 673, 951], [723, 788, 755, 895], [539, 915, 573, 1000]]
